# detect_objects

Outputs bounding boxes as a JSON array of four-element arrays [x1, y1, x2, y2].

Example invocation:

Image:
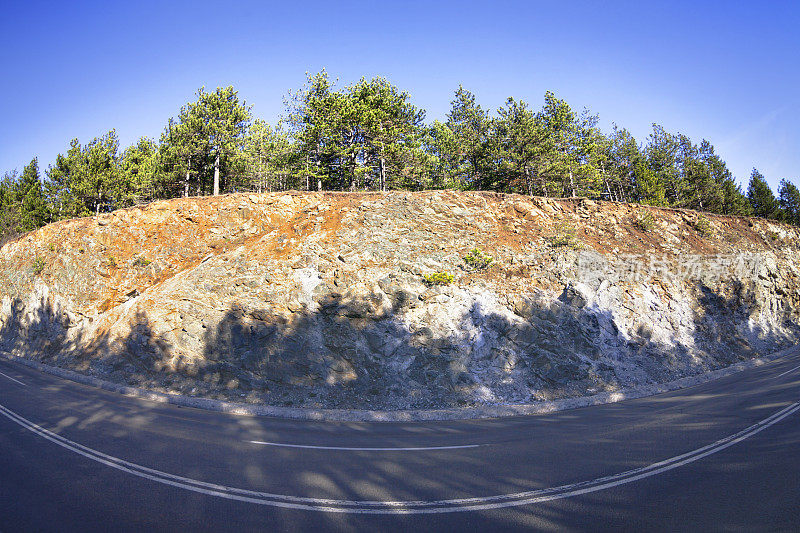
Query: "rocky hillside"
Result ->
[[1, 191, 799, 410]]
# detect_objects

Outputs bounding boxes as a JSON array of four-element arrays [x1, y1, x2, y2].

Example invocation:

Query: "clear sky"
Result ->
[[1, 0, 798, 190]]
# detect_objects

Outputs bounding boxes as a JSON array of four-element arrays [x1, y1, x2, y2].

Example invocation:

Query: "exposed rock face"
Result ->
[[1, 191, 798, 409]]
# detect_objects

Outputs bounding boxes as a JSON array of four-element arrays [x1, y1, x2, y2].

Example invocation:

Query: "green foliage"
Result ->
[[32, 257, 45, 276], [694, 215, 714, 238], [160, 86, 252, 196], [133, 256, 151, 267], [0, 161, 50, 241], [286, 71, 428, 191], [548, 222, 581, 249], [242, 119, 295, 192], [636, 126, 749, 214], [633, 158, 667, 207], [0, 172, 22, 242], [45, 131, 130, 219], [600, 125, 642, 203], [120, 137, 158, 203], [0, 76, 792, 247], [423, 272, 454, 285], [747, 169, 779, 219], [463, 248, 494, 270], [18, 158, 49, 231], [538, 91, 580, 197], [492, 97, 545, 195], [778, 179, 800, 225], [634, 211, 656, 232], [423, 120, 461, 189], [107, 255, 117, 268], [444, 85, 492, 190]]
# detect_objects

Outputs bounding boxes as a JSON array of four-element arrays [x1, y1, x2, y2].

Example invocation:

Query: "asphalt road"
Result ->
[[1, 350, 799, 532]]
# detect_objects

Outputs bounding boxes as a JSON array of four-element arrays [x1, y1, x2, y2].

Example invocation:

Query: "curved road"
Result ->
[[1, 350, 799, 531]]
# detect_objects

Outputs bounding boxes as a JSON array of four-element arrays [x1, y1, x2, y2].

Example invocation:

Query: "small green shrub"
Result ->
[[423, 272, 455, 285], [464, 248, 494, 270], [133, 256, 151, 267], [694, 215, 713, 238], [107, 255, 117, 268], [48, 243, 55, 252], [32, 257, 45, 276], [635, 211, 656, 232], [548, 223, 581, 249], [724, 232, 739, 244], [766, 231, 779, 242]]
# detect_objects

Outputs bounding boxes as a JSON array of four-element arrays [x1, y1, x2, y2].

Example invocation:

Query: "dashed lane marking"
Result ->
[[248, 440, 483, 451]]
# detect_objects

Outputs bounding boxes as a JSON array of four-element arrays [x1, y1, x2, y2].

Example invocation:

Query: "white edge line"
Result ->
[[0, 370, 26, 386], [248, 440, 482, 451], [0, 400, 797, 514], [776, 364, 800, 378]]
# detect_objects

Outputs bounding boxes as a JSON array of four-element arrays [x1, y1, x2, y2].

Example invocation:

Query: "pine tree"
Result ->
[[698, 140, 747, 215], [645, 125, 681, 206], [634, 158, 668, 206], [242, 119, 296, 192], [493, 97, 545, 195], [158, 87, 252, 196], [537, 91, 579, 197], [423, 120, 461, 189], [747, 169, 779, 219], [120, 137, 158, 203], [286, 70, 342, 190], [603, 125, 642, 202], [720, 178, 751, 216], [445, 86, 491, 189], [45, 131, 126, 219], [778, 179, 800, 225], [17, 158, 49, 230], [349, 76, 427, 191], [0, 171, 22, 240], [573, 108, 606, 198]]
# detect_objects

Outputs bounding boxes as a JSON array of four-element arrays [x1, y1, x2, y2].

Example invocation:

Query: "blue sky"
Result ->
[[1, 0, 798, 190]]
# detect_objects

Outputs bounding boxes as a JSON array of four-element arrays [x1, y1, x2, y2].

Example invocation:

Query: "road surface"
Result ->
[[1, 350, 799, 531]]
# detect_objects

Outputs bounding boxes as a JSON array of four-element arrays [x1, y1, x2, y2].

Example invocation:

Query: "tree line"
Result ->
[[2, 71, 799, 243]]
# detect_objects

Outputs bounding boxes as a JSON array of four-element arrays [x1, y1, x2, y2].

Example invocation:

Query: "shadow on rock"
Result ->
[[1, 275, 798, 411]]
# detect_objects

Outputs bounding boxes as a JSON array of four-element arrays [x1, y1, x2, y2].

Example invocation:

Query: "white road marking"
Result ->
[[0, 400, 797, 514], [776, 364, 800, 378], [0, 370, 26, 386], [248, 440, 482, 451]]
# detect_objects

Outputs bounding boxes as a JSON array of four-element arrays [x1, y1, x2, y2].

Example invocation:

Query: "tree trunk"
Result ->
[[526, 168, 533, 196], [569, 169, 576, 198], [379, 156, 386, 192], [258, 155, 264, 193], [213, 153, 220, 196], [600, 163, 612, 201], [604, 177, 613, 201], [350, 151, 358, 191], [184, 156, 191, 198]]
